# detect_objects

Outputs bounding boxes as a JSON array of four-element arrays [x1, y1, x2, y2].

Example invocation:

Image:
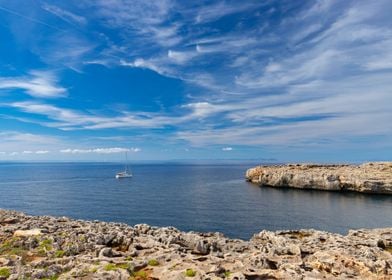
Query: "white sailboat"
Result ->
[[116, 152, 132, 179]]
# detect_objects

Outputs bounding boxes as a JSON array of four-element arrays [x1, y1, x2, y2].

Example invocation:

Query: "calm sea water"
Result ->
[[0, 162, 391, 239]]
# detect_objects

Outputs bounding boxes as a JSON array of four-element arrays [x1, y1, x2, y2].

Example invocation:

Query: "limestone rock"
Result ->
[[0, 209, 391, 279], [246, 162, 392, 194], [13, 228, 42, 237]]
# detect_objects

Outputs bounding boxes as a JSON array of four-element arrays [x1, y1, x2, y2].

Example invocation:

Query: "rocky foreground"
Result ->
[[0, 210, 391, 279], [246, 162, 392, 194]]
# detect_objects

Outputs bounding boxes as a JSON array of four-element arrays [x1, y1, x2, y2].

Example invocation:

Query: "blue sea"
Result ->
[[0, 162, 391, 239]]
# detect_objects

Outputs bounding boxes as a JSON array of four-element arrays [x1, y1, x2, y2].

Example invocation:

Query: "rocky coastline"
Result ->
[[0, 209, 391, 279], [246, 162, 392, 194]]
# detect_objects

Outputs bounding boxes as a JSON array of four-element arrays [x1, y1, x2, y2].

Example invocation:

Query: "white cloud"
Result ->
[[222, 147, 233, 151], [167, 49, 197, 64], [0, 71, 66, 98], [182, 102, 222, 118], [120, 58, 170, 77], [21, 150, 49, 154], [35, 150, 49, 154]]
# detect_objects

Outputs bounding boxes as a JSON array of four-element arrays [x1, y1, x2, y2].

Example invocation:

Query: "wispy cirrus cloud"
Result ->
[[4, 101, 193, 130], [92, 0, 180, 48], [0, 71, 66, 98], [42, 3, 87, 26], [192, 1, 267, 24]]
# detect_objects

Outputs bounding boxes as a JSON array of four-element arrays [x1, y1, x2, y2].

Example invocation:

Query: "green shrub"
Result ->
[[115, 263, 129, 270], [131, 270, 147, 279], [148, 259, 159, 266], [54, 250, 65, 258], [104, 263, 117, 271], [185, 268, 196, 277], [0, 267, 11, 278], [39, 239, 53, 251]]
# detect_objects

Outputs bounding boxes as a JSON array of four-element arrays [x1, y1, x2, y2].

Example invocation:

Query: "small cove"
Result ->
[[0, 162, 391, 239]]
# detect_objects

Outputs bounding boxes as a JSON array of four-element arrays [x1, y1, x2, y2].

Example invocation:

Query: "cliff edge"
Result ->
[[246, 162, 392, 194]]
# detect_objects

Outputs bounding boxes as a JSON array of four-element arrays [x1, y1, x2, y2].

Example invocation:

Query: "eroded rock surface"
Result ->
[[0, 209, 391, 279], [246, 162, 392, 194]]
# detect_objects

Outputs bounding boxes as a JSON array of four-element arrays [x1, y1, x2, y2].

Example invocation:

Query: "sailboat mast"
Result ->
[[125, 152, 128, 172]]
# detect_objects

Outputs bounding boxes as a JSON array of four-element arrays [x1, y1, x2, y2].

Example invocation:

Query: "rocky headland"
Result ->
[[0, 210, 391, 279], [246, 162, 392, 194]]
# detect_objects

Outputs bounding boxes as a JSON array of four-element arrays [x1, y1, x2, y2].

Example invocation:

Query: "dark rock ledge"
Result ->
[[0, 209, 391, 279], [246, 162, 392, 194]]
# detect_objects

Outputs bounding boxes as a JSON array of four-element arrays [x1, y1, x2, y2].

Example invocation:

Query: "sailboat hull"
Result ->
[[115, 172, 132, 179]]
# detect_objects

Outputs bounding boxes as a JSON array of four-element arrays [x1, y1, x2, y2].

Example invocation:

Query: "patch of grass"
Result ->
[[147, 259, 159, 266], [4, 247, 25, 256], [89, 266, 98, 273], [0, 241, 12, 254], [224, 271, 231, 278], [0, 239, 29, 264], [42, 275, 59, 280], [36, 239, 53, 257], [54, 250, 65, 258], [130, 270, 148, 280], [115, 263, 129, 270], [104, 263, 117, 271], [0, 238, 22, 255], [78, 236, 86, 242], [39, 239, 53, 251], [124, 256, 133, 261], [0, 267, 11, 278], [185, 268, 196, 277]]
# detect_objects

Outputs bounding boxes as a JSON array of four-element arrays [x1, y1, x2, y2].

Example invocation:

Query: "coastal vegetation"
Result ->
[[0, 267, 11, 278], [185, 268, 196, 277]]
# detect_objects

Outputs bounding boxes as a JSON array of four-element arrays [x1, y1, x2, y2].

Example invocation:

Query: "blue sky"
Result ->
[[0, 0, 391, 162]]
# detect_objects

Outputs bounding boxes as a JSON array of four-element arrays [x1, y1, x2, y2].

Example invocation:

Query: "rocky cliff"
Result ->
[[246, 162, 392, 194], [0, 210, 391, 279]]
